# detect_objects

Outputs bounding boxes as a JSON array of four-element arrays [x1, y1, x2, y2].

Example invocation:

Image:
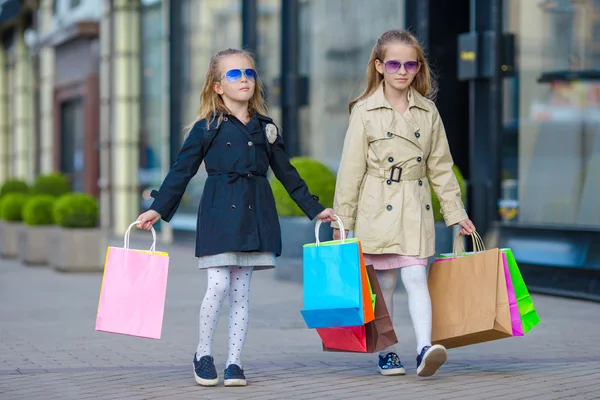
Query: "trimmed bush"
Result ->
[[429, 165, 467, 222], [0, 179, 29, 198], [23, 195, 56, 226], [53, 193, 99, 228], [0, 193, 30, 222], [33, 173, 71, 197], [269, 157, 336, 217]]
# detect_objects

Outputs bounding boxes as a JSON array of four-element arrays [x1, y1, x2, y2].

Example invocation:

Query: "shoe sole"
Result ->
[[224, 378, 247, 387], [378, 367, 406, 376], [417, 345, 447, 377], [193, 363, 219, 386]]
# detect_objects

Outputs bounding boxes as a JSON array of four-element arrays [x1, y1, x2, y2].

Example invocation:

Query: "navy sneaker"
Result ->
[[378, 352, 406, 376], [224, 364, 247, 386], [416, 345, 447, 377], [193, 354, 218, 386]]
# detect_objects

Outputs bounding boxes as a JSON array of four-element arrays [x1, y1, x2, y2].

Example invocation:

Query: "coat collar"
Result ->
[[365, 84, 430, 112]]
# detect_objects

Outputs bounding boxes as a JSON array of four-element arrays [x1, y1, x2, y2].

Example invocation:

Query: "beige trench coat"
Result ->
[[332, 84, 468, 258]]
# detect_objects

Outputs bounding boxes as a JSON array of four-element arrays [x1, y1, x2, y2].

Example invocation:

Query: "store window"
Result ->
[[139, 0, 165, 212], [502, 0, 600, 227], [172, 0, 242, 229], [297, 0, 406, 170]]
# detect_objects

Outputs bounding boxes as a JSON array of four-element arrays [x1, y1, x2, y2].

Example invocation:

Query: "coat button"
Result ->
[[226, 142, 231, 147], [247, 173, 253, 177], [417, 156, 422, 162], [248, 205, 253, 210], [387, 132, 393, 137], [248, 141, 254, 146], [388, 157, 394, 163], [415, 131, 421, 138], [426, 205, 431, 211], [231, 205, 236, 210], [418, 180, 423, 186], [386, 180, 392, 185], [386, 205, 393, 211], [224, 116, 228, 121]]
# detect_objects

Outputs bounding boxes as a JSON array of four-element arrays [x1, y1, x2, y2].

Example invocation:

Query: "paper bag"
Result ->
[[429, 248, 512, 348], [320, 265, 398, 353], [96, 222, 169, 339]]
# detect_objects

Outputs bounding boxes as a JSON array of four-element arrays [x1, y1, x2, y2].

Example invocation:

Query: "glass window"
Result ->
[[257, 0, 281, 124], [501, 0, 600, 228], [297, 0, 406, 171], [70, 0, 81, 8], [173, 0, 242, 229], [139, 1, 165, 212]]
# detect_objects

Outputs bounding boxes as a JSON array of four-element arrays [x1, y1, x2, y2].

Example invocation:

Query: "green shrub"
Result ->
[[0, 193, 30, 222], [0, 179, 29, 198], [22, 195, 55, 226], [33, 173, 71, 197], [429, 165, 467, 222], [269, 157, 336, 217], [53, 193, 99, 228]]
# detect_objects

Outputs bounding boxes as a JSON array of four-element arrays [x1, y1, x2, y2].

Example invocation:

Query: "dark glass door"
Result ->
[[60, 98, 85, 192]]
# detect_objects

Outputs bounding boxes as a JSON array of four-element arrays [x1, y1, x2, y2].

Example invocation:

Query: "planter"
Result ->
[[50, 227, 107, 272], [274, 216, 334, 283], [18, 225, 55, 265], [0, 221, 22, 259]]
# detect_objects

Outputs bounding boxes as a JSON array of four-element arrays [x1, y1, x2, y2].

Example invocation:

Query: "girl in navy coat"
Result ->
[[136, 48, 336, 387]]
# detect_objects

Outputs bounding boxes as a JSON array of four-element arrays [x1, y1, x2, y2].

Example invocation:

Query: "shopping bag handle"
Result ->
[[123, 221, 157, 253], [452, 230, 485, 258], [315, 214, 345, 246]]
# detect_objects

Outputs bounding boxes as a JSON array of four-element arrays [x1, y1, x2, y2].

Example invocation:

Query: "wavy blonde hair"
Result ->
[[187, 48, 268, 132], [349, 29, 437, 114]]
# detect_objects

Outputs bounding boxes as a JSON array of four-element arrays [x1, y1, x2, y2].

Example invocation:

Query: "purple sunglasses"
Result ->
[[381, 60, 420, 74]]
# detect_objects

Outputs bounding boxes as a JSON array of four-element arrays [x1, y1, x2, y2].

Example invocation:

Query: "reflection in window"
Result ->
[[502, 0, 600, 228]]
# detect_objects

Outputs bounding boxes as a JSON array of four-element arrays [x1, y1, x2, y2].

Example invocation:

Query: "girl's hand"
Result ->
[[136, 210, 160, 231], [458, 219, 476, 235], [316, 208, 337, 223], [333, 228, 349, 241]]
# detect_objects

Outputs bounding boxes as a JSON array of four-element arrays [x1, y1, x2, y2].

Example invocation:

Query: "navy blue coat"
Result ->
[[149, 113, 325, 258]]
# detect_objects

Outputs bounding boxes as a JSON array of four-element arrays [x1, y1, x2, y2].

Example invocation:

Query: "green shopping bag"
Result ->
[[502, 249, 540, 334]]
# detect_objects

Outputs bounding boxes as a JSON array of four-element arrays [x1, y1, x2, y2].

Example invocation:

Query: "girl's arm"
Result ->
[[269, 130, 325, 220], [332, 106, 368, 231], [427, 109, 469, 227], [148, 122, 206, 222]]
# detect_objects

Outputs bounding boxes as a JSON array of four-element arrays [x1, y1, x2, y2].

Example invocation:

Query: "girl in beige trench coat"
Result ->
[[332, 29, 476, 378]]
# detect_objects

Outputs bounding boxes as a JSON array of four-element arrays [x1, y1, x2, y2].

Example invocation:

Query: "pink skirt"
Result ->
[[363, 253, 428, 270]]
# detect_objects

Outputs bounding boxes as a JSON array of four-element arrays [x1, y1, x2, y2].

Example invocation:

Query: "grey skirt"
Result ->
[[197, 251, 276, 271]]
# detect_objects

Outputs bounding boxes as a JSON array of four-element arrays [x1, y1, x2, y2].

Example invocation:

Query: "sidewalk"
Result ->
[[1, 239, 599, 399]]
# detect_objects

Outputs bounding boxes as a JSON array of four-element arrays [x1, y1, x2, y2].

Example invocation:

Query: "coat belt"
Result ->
[[365, 166, 426, 182], [208, 171, 267, 184]]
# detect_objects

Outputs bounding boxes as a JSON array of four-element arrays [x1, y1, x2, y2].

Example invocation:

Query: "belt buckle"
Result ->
[[390, 166, 402, 183]]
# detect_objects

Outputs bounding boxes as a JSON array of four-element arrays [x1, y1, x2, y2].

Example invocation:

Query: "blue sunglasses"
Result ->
[[218, 68, 257, 83]]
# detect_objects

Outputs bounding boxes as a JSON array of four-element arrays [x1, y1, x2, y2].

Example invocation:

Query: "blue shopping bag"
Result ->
[[300, 219, 368, 329]]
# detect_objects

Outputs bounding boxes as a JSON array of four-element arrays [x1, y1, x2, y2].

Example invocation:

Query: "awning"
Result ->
[[0, 0, 22, 27]]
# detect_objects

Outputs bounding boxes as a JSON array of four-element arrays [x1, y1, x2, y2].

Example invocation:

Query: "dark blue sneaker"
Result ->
[[224, 364, 247, 386], [193, 354, 218, 386], [378, 352, 406, 376], [416, 345, 447, 377]]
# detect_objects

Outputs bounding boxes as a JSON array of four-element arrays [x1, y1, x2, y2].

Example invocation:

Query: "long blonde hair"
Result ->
[[188, 48, 268, 131], [349, 29, 437, 114]]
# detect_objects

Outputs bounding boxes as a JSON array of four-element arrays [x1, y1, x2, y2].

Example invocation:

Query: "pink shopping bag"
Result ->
[[502, 252, 524, 336], [96, 222, 170, 339]]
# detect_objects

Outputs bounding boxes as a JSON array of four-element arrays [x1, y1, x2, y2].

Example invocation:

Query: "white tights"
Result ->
[[376, 265, 432, 355], [196, 266, 253, 368]]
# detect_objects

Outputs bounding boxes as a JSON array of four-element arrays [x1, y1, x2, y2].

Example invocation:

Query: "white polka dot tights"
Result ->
[[196, 266, 253, 368]]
